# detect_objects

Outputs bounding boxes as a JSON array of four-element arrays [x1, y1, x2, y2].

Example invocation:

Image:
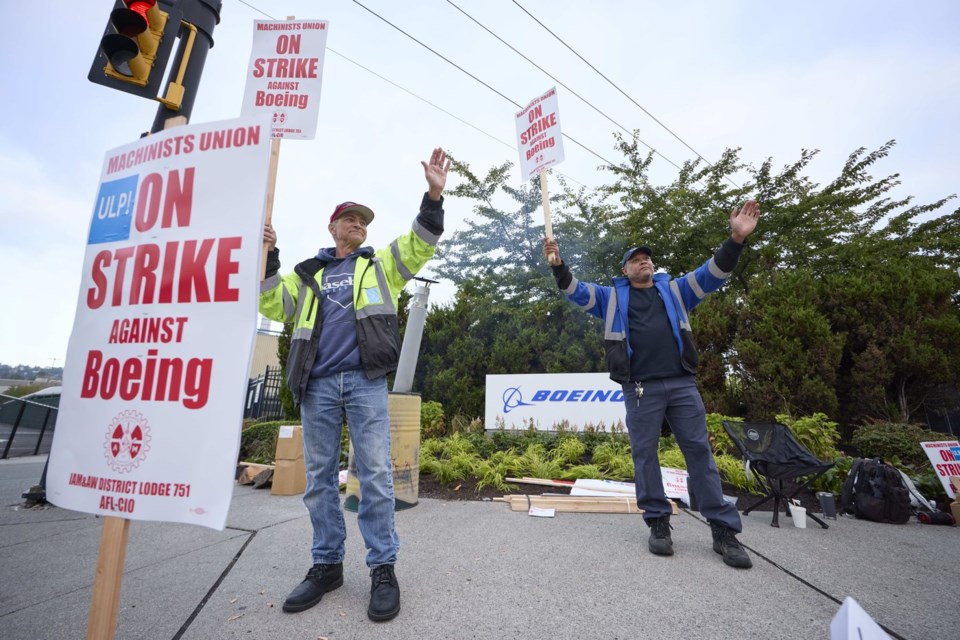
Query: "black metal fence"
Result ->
[[245, 366, 284, 421], [0, 394, 60, 459]]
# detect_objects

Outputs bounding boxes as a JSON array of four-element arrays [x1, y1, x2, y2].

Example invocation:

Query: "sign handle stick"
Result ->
[[540, 171, 556, 263], [259, 15, 295, 281], [260, 137, 282, 281], [85, 516, 130, 640]]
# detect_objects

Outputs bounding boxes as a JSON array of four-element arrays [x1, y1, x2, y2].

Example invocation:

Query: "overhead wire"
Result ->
[[510, 0, 741, 189], [233, 0, 588, 187], [349, 0, 616, 168], [444, 0, 686, 175]]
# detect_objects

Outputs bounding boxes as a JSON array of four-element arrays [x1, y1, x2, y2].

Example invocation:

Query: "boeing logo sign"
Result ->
[[501, 387, 533, 413], [487, 373, 626, 432], [501, 386, 625, 413]]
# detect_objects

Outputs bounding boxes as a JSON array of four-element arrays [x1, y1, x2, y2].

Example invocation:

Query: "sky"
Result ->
[[1, 0, 958, 369]]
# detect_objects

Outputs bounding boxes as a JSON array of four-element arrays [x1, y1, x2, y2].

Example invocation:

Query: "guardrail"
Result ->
[[0, 394, 59, 459]]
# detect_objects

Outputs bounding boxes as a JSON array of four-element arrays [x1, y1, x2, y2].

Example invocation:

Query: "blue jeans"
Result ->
[[300, 370, 399, 567], [622, 375, 742, 531]]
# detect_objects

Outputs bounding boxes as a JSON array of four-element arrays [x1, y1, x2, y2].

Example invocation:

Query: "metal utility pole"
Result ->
[[151, 0, 222, 132], [392, 277, 437, 393]]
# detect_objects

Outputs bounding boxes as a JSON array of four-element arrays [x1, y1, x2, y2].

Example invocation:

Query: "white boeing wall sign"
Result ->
[[485, 373, 626, 431]]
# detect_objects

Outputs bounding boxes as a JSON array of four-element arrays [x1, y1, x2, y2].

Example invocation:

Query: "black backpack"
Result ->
[[840, 458, 913, 524]]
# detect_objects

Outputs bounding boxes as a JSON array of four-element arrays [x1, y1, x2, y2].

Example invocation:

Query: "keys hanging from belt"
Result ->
[[634, 381, 644, 405]]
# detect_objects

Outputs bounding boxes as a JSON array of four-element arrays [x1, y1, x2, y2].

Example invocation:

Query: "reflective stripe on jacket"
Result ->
[[563, 249, 735, 383]]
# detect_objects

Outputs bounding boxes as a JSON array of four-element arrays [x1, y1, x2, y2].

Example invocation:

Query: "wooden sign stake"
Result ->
[[85, 516, 130, 640], [260, 15, 296, 281], [260, 137, 282, 281], [540, 171, 556, 263]]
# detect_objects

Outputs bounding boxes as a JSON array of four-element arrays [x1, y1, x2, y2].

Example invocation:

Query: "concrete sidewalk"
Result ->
[[1, 456, 956, 640]]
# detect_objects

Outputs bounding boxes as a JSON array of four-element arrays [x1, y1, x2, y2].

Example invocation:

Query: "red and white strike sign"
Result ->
[[47, 116, 272, 531], [515, 87, 565, 182], [241, 19, 329, 140]]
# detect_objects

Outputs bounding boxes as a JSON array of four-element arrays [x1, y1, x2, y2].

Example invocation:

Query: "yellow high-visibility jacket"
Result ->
[[259, 195, 443, 403]]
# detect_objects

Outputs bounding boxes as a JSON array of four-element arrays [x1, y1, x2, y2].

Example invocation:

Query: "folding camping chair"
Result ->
[[722, 421, 836, 529]]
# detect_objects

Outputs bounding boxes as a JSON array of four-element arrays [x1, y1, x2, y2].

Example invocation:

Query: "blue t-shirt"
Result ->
[[310, 251, 362, 378]]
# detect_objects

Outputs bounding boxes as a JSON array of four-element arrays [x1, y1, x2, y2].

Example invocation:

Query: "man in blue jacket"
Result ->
[[543, 200, 760, 569]]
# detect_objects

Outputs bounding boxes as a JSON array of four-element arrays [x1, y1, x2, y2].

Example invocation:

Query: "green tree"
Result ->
[[734, 271, 844, 419], [432, 158, 549, 301], [434, 157, 621, 300], [417, 136, 960, 433], [416, 280, 605, 417], [821, 256, 960, 424], [604, 135, 959, 423]]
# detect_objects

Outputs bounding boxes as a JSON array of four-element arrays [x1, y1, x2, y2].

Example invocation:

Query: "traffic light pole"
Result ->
[[151, 0, 222, 133], [83, 3, 224, 638]]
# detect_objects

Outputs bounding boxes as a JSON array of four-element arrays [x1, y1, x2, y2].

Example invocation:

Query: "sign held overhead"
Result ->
[[515, 87, 565, 182], [241, 19, 329, 140]]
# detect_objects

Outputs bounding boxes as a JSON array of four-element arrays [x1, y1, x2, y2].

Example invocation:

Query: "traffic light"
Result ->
[[89, 0, 183, 99]]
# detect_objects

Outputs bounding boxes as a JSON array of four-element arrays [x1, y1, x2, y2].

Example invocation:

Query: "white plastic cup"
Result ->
[[792, 505, 807, 528]]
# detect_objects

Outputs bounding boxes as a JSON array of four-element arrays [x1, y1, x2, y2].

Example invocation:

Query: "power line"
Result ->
[[232, 0, 591, 187], [328, 48, 590, 186], [511, 0, 741, 189], [445, 0, 688, 175], [350, 0, 616, 168], [329, 50, 518, 152], [235, 1, 512, 150]]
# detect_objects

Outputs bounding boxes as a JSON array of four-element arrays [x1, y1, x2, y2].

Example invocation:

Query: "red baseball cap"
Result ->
[[330, 201, 375, 225]]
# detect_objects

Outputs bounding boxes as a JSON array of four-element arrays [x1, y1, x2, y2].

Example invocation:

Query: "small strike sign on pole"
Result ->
[[240, 15, 329, 279], [515, 87, 565, 263]]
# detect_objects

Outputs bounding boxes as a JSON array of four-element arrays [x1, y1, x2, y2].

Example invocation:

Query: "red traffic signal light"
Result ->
[[89, 0, 182, 99], [101, 1, 166, 84]]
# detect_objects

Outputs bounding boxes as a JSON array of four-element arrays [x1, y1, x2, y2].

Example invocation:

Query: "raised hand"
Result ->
[[421, 147, 452, 201], [730, 200, 761, 243]]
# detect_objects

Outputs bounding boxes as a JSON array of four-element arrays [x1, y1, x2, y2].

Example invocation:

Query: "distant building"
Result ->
[[249, 316, 282, 379]]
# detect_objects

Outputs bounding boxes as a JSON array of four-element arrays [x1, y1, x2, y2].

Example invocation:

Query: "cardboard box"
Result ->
[[237, 462, 274, 485], [271, 458, 307, 496], [951, 502, 960, 527], [274, 425, 304, 461]]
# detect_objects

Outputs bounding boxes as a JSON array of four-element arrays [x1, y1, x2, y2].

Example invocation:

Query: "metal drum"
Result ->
[[344, 392, 421, 512]]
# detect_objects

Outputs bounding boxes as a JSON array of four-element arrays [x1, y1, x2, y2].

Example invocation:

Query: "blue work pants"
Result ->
[[622, 375, 742, 531]]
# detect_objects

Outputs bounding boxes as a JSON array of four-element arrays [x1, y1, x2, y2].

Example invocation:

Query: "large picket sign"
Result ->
[[241, 19, 329, 139], [47, 116, 271, 530]]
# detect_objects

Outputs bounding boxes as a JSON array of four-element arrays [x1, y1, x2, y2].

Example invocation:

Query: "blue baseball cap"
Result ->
[[621, 246, 652, 267]]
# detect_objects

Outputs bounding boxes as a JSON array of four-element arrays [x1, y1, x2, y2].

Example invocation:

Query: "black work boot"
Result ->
[[368, 564, 401, 622], [282, 563, 344, 613], [646, 516, 674, 556], [710, 522, 753, 569]]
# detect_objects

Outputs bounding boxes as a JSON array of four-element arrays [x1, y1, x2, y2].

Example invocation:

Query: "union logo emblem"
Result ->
[[104, 410, 152, 473]]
